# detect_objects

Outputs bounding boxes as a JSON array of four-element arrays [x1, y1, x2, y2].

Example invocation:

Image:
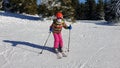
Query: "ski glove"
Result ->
[[49, 27, 53, 32], [68, 25, 72, 30]]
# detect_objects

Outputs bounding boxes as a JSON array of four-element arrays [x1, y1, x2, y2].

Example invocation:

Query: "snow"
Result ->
[[0, 11, 120, 68]]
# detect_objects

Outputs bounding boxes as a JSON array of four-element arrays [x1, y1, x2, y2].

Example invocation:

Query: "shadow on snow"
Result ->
[[79, 20, 119, 26], [3, 40, 55, 54], [95, 22, 119, 26], [0, 12, 41, 21]]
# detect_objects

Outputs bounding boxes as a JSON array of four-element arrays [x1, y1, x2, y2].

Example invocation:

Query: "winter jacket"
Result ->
[[50, 19, 68, 33]]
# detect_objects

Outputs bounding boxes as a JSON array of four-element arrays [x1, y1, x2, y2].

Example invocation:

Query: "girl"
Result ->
[[49, 12, 72, 56]]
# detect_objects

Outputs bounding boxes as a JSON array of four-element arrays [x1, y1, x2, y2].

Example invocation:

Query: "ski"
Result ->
[[56, 52, 67, 59], [61, 52, 67, 57], [54, 48, 67, 59], [56, 52, 62, 59]]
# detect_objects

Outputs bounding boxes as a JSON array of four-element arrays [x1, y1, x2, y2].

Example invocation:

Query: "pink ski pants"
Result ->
[[53, 33, 63, 49]]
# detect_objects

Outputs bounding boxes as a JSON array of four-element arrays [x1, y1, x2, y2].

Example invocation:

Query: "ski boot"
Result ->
[[58, 47, 67, 57], [54, 48, 62, 59]]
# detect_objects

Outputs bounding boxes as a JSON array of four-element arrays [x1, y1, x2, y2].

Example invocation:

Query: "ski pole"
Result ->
[[67, 28, 71, 52], [40, 32, 51, 54]]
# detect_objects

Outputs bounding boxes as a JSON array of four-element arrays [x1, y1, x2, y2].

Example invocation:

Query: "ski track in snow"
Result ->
[[0, 47, 14, 68], [0, 11, 120, 68], [80, 44, 109, 68]]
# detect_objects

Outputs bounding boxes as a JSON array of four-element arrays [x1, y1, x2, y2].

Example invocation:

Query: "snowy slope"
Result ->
[[0, 11, 120, 68]]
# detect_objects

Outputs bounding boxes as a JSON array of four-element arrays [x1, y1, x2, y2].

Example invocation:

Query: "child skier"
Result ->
[[49, 12, 72, 58]]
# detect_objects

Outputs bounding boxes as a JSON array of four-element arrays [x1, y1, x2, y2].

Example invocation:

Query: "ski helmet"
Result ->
[[56, 12, 63, 19]]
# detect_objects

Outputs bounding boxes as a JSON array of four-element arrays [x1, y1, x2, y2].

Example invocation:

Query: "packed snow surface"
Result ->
[[0, 11, 120, 68]]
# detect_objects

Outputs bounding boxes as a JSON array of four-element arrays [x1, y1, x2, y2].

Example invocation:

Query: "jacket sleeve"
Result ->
[[62, 22, 68, 29], [50, 20, 53, 30], [50, 19, 56, 28]]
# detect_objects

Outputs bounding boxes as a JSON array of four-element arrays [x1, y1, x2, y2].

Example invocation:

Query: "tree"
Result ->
[[104, 0, 120, 23], [9, 0, 38, 14], [0, 0, 2, 9], [23, 0, 38, 14], [2, 0, 11, 11], [78, 3, 86, 20], [71, 0, 80, 20], [38, 0, 56, 18], [38, 4, 48, 18], [84, 0, 97, 20], [61, 0, 75, 22], [96, 0, 104, 20], [9, 0, 23, 13], [38, 0, 75, 22]]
